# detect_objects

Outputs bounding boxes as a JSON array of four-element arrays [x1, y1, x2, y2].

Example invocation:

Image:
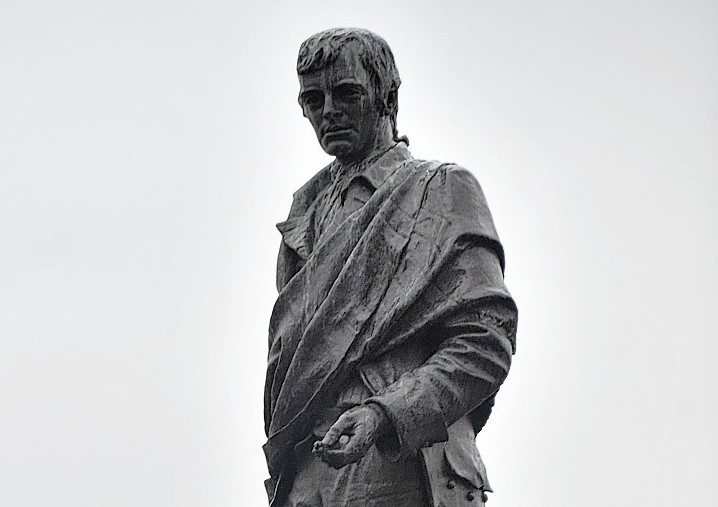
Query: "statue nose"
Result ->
[[322, 95, 342, 119]]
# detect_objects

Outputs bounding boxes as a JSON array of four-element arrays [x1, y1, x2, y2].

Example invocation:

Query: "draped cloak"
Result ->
[[263, 148, 516, 486]]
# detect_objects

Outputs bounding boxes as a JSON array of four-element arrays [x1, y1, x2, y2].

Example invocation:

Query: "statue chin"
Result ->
[[322, 141, 359, 162]]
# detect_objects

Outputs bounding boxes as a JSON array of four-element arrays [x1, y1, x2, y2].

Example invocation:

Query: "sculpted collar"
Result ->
[[329, 141, 413, 191], [276, 142, 413, 260]]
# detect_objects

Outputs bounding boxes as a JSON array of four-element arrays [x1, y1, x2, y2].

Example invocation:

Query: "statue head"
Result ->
[[297, 28, 403, 164]]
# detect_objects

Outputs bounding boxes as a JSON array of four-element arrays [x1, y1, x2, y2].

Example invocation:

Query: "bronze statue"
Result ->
[[264, 28, 517, 506]]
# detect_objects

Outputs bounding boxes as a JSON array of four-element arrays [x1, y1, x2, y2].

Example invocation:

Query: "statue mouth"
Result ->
[[323, 128, 352, 140], [323, 124, 350, 133]]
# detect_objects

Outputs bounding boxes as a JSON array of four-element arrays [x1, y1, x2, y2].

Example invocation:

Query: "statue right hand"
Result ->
[[312, 404, 389, 469]]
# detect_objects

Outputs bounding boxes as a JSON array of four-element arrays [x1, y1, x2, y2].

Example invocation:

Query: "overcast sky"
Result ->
[[1, 1, 716, 506]]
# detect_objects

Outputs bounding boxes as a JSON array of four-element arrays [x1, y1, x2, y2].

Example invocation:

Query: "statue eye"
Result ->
[[301, 91, 324, 110], [334, 84, 363, 102]]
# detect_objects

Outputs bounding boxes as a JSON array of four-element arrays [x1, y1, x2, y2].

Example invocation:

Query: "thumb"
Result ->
[[321, 422, 344, 447]]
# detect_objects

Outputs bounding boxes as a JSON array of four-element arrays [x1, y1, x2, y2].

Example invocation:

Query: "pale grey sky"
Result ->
[[1, 1, 716, 505]]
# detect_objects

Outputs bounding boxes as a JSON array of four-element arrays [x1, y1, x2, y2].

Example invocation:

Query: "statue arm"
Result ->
[[365, 246, 517, 459], [314, 165, 517, 467]]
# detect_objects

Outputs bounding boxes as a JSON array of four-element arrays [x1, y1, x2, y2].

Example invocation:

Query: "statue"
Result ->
[[263, 28, 518, 506]]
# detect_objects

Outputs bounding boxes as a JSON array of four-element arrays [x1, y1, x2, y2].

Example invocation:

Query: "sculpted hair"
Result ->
[[297, 28, 406, 143]]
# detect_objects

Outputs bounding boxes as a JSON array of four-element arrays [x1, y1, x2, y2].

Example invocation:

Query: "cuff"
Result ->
[[365, 372, 449, 460]]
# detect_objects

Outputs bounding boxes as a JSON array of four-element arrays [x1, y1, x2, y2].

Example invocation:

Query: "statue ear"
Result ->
[[383, 90, 398, 116]]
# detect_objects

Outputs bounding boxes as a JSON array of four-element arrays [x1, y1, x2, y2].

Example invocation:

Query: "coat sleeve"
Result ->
[[364, 243, 517, 459]]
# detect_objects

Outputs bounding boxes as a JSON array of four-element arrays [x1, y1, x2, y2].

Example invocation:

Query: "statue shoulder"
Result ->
[[415, 161, 488, 200], [415, 160, 503, 261], [285, 163, 332, 218]]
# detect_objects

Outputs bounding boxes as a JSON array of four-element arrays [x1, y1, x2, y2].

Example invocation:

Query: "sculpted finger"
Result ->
[[320, 425, 343, 448], [321, 410, 359, 447], [322, 435, 371, 468], [314, 433, 350, 455]]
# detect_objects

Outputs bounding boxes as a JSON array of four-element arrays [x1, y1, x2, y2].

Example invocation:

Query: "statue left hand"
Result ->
[[313, 404, 390, 469]]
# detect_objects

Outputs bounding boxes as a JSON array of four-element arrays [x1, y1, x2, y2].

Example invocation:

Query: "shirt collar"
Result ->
[[276, 142, 413, 260], [330, 141, 413, 191]]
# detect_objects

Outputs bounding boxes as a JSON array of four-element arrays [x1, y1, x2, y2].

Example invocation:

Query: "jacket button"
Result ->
[[446, 479, 456, 489], [466, 491, 475, 501]]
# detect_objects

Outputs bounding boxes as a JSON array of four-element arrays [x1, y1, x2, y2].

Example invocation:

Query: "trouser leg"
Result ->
[[283, 442, 429, 507]]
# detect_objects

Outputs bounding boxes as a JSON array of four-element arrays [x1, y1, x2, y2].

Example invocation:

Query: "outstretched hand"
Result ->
[[313, 404, 390, 469]]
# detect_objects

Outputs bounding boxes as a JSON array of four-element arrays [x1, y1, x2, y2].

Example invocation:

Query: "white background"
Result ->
[[1, 1, 716, 505]]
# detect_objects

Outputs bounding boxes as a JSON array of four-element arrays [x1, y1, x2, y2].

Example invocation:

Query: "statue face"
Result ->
[[298, 47, 384, 163]]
